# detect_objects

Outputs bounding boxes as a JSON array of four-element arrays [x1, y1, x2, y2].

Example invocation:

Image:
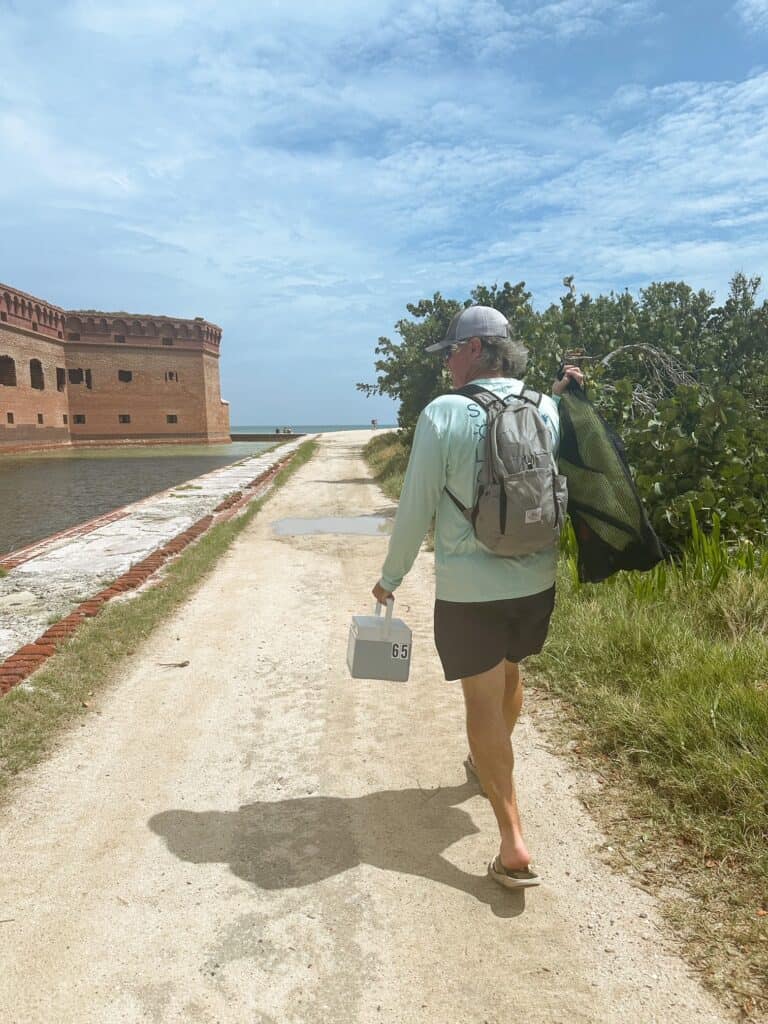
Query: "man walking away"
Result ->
[[372, 306, 582, 890]]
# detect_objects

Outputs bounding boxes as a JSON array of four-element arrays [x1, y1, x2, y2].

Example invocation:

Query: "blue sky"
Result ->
[[1, 1, 767, 425]]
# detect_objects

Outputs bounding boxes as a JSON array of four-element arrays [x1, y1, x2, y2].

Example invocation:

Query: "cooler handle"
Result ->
[[374, 598, 394, 638]]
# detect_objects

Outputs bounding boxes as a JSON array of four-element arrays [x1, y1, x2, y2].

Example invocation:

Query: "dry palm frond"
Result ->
[[599, 344, 704, 417]]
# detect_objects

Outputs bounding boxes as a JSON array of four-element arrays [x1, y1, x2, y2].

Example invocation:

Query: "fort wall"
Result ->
[[0, 283, 230, 451], [201, 350, 231, 443]]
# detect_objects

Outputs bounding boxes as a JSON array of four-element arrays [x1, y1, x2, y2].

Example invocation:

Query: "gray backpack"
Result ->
[[446, 383, 568, 557]]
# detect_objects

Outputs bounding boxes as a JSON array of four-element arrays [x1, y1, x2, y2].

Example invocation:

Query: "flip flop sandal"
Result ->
[[488, 855, 541, 890]]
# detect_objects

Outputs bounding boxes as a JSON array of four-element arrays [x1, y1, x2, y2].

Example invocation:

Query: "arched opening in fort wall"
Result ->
[[30, 359, 44, 390], [0, 356, 17, 388]]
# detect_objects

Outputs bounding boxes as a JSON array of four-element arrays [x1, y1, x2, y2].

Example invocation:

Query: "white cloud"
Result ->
[[64, 0, 655, 52], [735, 0, 768, 32], [471, 71, 768, 300], [68, 0, 201, 36], [523, 0, 655, 40], [0, 113, 135, 196]]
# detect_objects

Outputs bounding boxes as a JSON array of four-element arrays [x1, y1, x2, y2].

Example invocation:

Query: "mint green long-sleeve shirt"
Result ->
[[379, 378, 561, 603]]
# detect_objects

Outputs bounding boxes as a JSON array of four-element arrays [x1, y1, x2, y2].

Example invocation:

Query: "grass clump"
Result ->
[[364, 431, 408, 502], [0, 441, 318, 799], [534, 566, 768, 865], [531, 542, 768, 1013]]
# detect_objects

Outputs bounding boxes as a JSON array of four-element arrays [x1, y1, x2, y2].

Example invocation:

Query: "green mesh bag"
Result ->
[[557, 385, 667, 583]]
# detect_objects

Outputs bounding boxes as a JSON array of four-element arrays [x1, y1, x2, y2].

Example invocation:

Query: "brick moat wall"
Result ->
[[0, 283, 230, 450]]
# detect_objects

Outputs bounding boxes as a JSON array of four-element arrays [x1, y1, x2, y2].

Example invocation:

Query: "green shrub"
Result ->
[[359, 273, 768, 549]]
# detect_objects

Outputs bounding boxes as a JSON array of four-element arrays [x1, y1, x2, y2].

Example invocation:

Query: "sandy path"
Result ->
[[0, 431, 732, 1024]]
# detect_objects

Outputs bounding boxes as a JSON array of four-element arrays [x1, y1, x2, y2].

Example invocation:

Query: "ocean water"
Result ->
[[232, 424, 396, 433]]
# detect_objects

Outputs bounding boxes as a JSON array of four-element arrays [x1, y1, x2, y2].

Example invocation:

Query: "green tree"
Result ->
[[357, 280, 549, 440], [359, 273, 768, 549], [356, 292, 460, 443]]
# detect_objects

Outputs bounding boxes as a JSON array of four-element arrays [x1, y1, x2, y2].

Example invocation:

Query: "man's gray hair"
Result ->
[[475, 335, 529, 378]]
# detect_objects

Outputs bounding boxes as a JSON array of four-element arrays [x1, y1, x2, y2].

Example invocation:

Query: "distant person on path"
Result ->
[[371, 306, 582, 890]]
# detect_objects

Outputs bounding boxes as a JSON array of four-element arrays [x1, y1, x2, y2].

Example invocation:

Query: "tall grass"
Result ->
[[364, 430, 408, 502], [561, 504, 768, 599], [554, 505, 768, 809], [532, 547, 768, 1011]]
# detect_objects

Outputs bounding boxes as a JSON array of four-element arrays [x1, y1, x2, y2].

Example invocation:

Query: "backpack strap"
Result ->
[[521, 388, 543, 408], [445, 487, 470, 516], [451, 383, 509, 412], [452, 382, 542, 410]]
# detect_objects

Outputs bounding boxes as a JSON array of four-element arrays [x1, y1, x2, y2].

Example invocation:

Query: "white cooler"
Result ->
[[347, 599, 412, 682]]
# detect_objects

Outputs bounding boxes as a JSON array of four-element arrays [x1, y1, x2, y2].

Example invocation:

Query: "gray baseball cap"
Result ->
[[425, 305, 511, 352]]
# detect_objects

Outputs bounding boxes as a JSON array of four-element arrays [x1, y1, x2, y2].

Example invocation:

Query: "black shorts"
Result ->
[[434, 586, 556, 681]]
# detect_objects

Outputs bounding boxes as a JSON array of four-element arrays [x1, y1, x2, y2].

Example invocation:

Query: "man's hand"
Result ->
[[552, 364, 585, 395], [372, 582, 393, 604]]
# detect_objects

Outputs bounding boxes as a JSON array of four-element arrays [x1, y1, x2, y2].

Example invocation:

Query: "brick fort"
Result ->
[[0, 282, 230, 452]]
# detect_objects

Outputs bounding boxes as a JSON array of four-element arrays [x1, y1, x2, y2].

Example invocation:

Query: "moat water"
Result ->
[[0, 441, 273, 557]]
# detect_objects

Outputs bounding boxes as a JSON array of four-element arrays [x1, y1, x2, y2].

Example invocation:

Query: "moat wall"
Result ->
[[0, 282, 230, 451]]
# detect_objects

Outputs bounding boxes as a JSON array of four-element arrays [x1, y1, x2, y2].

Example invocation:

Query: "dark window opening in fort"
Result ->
[[63, 414, 68, 425], [30, 359, 44, 390], [85, 369, 93, 390], [0, 312, 7, 322], [165, 370, 179, 382], [119, 414, 131, 424], [0, 356, 17, 387], [115, 334, 126, 343], [6, 412, 14, 424], [162, 337, 174, 346], [73, 414, 85, 425], [166, 414, 178, 424], [37, 413, 44, 425], [118, 369, 133, 383], [68, 332, 81, 341], [32, 322, 38, 331], [57, 331, 63, 339], [68, 368, 84, 385], [56, 367, 66, 391]]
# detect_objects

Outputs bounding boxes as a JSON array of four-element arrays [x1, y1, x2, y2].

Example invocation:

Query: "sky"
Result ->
[[1, 1, 767, 425]]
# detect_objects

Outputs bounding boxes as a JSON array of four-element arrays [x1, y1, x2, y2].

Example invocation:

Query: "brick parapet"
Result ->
[[65, 311, 221, 354], [0, 282, 66, 340]]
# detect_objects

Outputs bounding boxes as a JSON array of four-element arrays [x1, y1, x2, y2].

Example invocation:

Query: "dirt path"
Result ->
[[0, 432, 733, 1024]]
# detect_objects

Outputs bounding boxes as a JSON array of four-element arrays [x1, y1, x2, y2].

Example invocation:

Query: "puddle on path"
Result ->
[[272, 515, 392, 537]]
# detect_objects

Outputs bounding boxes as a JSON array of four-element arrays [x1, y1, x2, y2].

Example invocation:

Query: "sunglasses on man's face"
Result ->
[[442, 340, 472, 364]]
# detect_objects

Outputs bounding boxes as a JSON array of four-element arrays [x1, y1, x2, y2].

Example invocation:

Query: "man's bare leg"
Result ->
[[462, 660, 531, 871], [469, 661, 520, 775], [502, 660, 522, 736]]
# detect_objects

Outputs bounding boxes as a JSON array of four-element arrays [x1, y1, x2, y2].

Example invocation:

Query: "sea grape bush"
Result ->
[[358, 273, 768, 550]]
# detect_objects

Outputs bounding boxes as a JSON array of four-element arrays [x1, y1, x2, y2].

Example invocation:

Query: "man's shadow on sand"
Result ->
[[149, 778, 525, 917]]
